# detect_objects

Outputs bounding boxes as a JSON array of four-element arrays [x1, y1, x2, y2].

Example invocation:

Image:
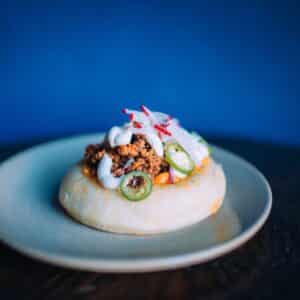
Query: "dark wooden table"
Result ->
[[1, 136, 300, 300]]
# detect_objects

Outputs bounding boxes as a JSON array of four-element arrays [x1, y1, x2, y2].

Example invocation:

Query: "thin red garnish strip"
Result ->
[[153, 124, 172, 136], [133, 121, 142, 128], [140, 105, 150, 116], [122, 105, 173, 136]]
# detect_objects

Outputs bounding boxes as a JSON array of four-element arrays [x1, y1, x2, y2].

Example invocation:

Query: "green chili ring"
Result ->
[[120, 171, 152, 201], [164, 143, 195, 175]]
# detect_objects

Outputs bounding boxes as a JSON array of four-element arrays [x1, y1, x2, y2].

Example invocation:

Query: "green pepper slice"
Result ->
[[120, 171, 152, 201], [164, 143, 195, 175], [191, 131, 212, 154]]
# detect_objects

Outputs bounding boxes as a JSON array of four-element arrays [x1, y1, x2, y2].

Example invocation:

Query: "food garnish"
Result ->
[[82, 105, 210, 201], [120, 171, 152, 201]]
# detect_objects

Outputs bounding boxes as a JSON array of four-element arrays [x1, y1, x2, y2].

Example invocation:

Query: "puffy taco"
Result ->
[[59, 105, 226, 235]]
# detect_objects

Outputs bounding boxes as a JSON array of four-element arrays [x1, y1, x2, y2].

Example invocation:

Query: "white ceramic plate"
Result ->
[[0, 134, 272, 273]]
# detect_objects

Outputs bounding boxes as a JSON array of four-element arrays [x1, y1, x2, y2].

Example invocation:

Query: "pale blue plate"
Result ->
[[0, 134, 272, 272]]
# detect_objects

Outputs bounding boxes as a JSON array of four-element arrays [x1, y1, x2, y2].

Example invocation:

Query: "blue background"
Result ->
[[1, 1, 300, 145]]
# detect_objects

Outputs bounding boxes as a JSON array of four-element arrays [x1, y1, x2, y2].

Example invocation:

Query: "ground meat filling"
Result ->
[[82, 134, 169, 179]]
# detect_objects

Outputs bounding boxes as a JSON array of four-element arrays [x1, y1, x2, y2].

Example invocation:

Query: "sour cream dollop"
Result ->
[[97, 154, 123, 189], [108, 126, 133, 147], [107, 113, 165, 157]]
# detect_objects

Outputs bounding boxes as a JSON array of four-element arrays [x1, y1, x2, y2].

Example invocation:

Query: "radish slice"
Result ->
[[169, 168, 174, 184]]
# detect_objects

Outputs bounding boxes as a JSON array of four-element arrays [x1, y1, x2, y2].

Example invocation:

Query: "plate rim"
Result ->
[[0, 133, 272, 273]]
